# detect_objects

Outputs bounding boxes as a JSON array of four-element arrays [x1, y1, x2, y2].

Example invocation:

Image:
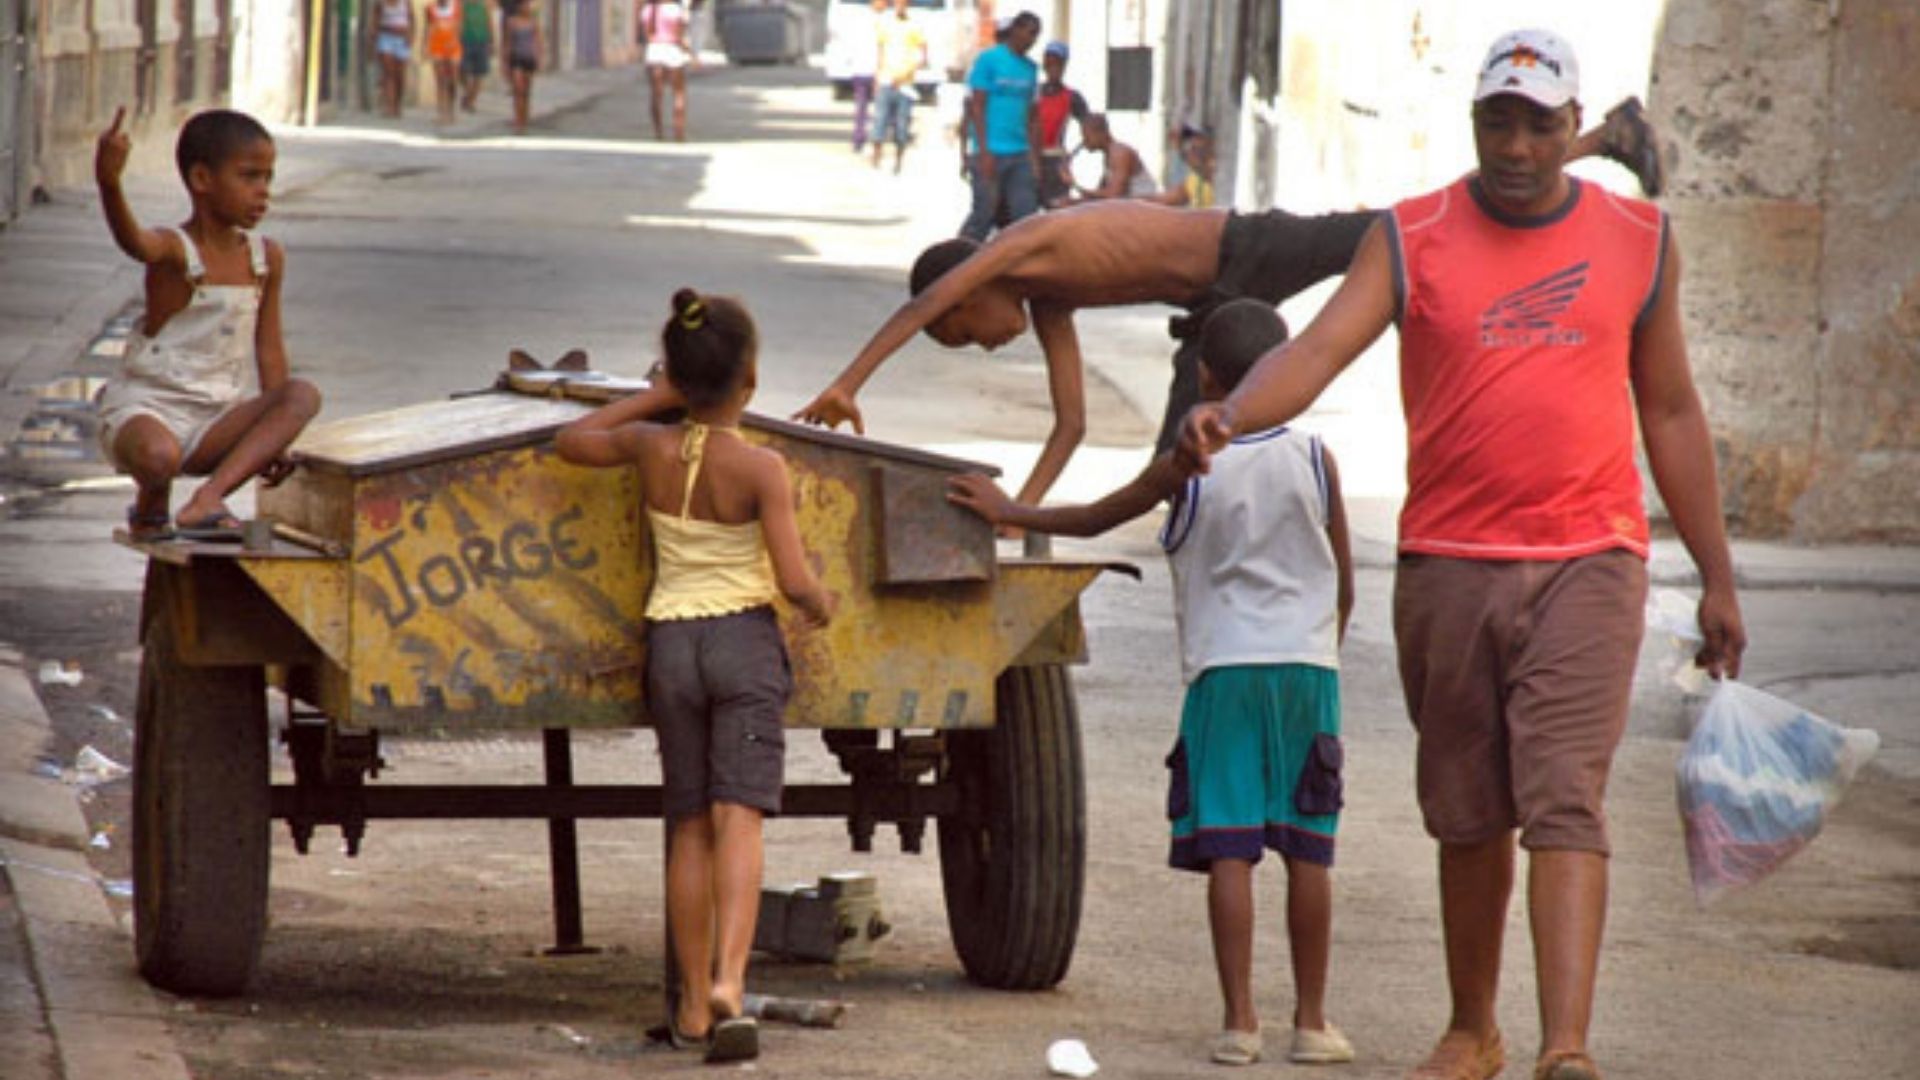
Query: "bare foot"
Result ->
[[709, 982, 744, 1022]]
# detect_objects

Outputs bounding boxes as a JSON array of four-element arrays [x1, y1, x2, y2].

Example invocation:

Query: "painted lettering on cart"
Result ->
[[358, 506, 600, 629]]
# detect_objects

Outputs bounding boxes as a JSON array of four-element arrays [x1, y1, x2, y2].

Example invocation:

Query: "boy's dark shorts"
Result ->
[[1156, 208, 1381, 452], [646, 606, 792, 820]]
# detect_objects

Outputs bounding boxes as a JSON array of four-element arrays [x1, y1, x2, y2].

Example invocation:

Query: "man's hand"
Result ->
[[95, 106, 130, 189], [258, 454, 299, 488], [945, 473, 1015, 525], [1174, 401, 1236, 475], [1695, 585, 1747, 680], [793, 385, 865, 434], [976, 153, 998, 183]]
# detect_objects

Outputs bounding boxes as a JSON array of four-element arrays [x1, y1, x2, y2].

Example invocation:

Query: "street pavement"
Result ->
[[1, 59, 1918, 1079]]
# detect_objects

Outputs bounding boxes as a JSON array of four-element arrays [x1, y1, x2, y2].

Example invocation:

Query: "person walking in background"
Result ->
[[1033, 40, 1088, 208], [845, 0, 884, 154], [370, 0, 413, 118], [640, 0, 693, 141], [869, 0, 925, 174], [959, 11, 1040, 240], [1177, 29, 1745, 1080], [423, 0, 464, 125], [457, 0, 492, 112], [500, 0, 542, 134]]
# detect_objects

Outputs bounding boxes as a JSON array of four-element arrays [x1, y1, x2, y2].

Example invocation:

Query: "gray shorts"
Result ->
[[646, 606, 791, 819]]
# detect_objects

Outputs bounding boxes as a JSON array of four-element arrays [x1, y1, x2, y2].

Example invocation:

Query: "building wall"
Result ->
[[1654, 0, 1920, 541]]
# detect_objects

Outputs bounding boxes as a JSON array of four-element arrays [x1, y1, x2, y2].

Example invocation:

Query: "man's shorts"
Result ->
[[460, 39, 491, 76], [1393, 550, 1648, 854], [1166, 664, 1343, 872], [646, 606, 792, 819]]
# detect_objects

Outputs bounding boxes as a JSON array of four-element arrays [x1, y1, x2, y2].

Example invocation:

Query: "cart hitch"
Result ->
[[281, 716, 385, 856]]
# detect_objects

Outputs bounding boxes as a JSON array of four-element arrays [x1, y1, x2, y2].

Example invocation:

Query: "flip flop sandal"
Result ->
[[704, 1016, 758, 1064], [1410, 1029, 1506, 1080], [1601, 97, 1664, 198], [125, 506, 175, 542], [174, 509, 246, 543]]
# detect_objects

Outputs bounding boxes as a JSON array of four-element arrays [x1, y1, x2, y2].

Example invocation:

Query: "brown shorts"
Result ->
[[646, 606, 792, 819], [1393, 550, 1648, 853]]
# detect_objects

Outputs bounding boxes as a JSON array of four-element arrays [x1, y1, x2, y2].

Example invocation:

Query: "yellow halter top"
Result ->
[[645, 422, 780, 621]]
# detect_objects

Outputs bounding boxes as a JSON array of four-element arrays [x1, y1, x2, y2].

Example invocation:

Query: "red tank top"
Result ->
[[1388, 176, 1666, 561], [1035, 86, 1076, 150]]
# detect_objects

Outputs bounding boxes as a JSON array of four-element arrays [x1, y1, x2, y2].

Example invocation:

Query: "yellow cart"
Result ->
[[126, 382, 1124, 998]]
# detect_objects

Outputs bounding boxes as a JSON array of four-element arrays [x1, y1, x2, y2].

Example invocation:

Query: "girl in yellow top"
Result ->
[[556, 288, 832, 1063]]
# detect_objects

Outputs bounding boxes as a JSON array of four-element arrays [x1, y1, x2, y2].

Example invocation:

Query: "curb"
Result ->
[[0, 655, 194, 1080]]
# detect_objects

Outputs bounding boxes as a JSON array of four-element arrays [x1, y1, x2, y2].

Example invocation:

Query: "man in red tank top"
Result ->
[[1179, 29, 1746, 1080]]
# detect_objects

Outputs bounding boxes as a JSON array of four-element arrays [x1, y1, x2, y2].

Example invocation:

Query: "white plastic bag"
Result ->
[[1676, 680, 1879, 904]]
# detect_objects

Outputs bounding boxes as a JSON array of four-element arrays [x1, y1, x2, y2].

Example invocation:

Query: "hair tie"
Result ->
[[678, 299, 706, 330]]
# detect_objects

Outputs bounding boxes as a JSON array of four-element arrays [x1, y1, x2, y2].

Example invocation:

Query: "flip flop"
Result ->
[[704, 1016, 758, 1064], [174, 509, 246, 543], [1600, 97, 1665, 198], [1410, 1028, 1506, 1080], [125, 506, 175, 542]]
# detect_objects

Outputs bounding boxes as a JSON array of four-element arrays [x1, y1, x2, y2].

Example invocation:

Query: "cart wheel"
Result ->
[[133, 612, 270, 996], [937, 663, 1086, 990]]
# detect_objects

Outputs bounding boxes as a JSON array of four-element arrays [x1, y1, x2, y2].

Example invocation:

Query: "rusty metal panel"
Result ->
[[241, 559, 351, 668], [211, 391, 1117, 735], [870, 464, 994, 585], [343, 441, 647, 732]]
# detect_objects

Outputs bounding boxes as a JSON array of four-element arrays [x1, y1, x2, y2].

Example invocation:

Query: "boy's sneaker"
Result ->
[[1290, 1024, 1355, 1064]]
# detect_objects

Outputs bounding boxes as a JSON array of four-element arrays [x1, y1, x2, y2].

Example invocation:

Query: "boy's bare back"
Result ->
[[997, 202, 1229, 309]]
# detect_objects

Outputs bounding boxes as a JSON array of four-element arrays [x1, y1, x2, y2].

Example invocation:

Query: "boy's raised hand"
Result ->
[[95, 106, 130, 187], [945, 473, 1014, 525]]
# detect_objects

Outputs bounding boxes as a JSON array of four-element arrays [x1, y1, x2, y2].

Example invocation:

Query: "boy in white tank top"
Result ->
[[93, 107, 321, 540], [948, 299, 1356, 1068]]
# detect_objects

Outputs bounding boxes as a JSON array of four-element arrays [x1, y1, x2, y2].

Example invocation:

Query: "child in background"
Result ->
[[501, 0, 542, 134], [948, 298, 1356, 1068], [93, 107, 321, 540], [457, 0, 492, 112], [555, 289, 832, 1064]]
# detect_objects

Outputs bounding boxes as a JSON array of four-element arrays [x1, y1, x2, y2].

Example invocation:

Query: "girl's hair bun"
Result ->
[[670, 287, 700, 316]]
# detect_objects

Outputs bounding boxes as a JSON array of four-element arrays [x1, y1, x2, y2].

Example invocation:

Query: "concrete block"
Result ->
[[0, 774, 89, 851]]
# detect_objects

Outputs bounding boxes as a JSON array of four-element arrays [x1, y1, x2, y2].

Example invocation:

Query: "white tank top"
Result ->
[[1160, 425, 1339, 684]]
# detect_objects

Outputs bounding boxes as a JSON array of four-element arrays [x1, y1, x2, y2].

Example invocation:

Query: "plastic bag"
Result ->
[[1676, 680, 1879, 904]]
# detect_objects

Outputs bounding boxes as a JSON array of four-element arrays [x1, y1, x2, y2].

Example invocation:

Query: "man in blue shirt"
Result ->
[[960, 12, 1041, 240]]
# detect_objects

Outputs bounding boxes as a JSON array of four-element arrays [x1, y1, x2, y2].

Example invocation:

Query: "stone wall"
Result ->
[[1653, 0, 1920, 541]]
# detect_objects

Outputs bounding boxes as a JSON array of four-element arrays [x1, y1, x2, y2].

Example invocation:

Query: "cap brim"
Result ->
[[1473, 80, 1575, 109]]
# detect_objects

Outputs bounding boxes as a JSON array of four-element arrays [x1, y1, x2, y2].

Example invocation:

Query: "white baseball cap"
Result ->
[[1474, 29, 1580, 108]]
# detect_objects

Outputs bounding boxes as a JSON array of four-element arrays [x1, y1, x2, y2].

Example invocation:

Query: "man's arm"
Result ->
[[1179, 220, 1396, 469], [1014, 300, 1087, 504], [948, 452, 1185, 537], [794, 219, 1048, 430], [967, 88, 993, 179], [553, 381, 687, 467], [1321, 443, 1354, 646], [94, 107, 178, 266], [1631, 233, 1746, 678]]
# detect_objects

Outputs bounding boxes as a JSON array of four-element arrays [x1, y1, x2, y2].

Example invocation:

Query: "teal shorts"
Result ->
[[1166, 664, 1343, 871]]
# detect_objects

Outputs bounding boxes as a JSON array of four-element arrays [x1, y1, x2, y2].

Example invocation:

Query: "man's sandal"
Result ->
[[1533, 1050, 1601, 1080], [1408, 1028, 1505, 1080]]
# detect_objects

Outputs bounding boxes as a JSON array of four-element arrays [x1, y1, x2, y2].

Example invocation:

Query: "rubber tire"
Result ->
[[133, 612, 271, 997], [936, 664, 1086, 990]]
